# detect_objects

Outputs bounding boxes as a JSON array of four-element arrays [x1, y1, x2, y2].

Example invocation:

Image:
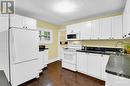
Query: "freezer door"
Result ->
[[11, 28, 39, 63]]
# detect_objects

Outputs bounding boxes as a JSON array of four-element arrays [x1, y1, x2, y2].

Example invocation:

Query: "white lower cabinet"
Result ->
[[106, 73, 130, 86], [87, 53, 102, 79], [76, 52, 109, 81], [43, 50, 48, 67], [39, 49, 48, 72], [77, 52, 88, 74], [101, 55, 109, 80]]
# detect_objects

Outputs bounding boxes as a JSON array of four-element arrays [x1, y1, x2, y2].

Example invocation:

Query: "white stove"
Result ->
[[62, 45, 81, 71]]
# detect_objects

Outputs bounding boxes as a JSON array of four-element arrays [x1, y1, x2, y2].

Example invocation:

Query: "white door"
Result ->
[[101, 55, 109, 80], [91, 20, 100, 39], [87, 53, 101, 79], [77, 52, 87, 74], [100, 17, 112, 39], [112, 15, 123, 39], [11, 28, 39, 63]]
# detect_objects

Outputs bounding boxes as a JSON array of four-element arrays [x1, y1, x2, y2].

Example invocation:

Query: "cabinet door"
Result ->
[[80, 21, 92, 40], [66, 25, 75, 34], [87, 53, 101, 78], [43, 50, 48, 66], [101, 55, 109, 81], [77, 52, 87, 74], [112, 15, 123, 39], [123, 0, 130, 38], [24, 17, 36, 29], [10, 15, 24, 28], [123, 8, 128, 38], [39, 52, 44, 70], [91, 20, 100, 39], [66, 24, 80, 34], [100, 17, 112, 39]]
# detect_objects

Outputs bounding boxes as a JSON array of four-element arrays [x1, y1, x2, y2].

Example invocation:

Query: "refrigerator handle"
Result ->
[[10, 29, 16, 62]]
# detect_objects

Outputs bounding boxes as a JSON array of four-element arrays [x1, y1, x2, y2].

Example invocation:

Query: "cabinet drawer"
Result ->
[[62, 62, 76, 71]]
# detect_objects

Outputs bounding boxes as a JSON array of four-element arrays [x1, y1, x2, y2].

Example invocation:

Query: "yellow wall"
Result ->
[[60, 31, 66, 42], [37, 20, 60, 60]]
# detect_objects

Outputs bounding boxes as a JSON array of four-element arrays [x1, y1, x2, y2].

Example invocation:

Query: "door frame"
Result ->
[[58, 28, 66, 60]]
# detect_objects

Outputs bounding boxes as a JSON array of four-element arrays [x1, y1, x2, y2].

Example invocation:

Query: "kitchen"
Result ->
[[0, 0, 130, 86]]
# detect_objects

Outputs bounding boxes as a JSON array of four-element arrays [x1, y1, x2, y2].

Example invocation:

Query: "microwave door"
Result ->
[[67, 34, 76, 39]]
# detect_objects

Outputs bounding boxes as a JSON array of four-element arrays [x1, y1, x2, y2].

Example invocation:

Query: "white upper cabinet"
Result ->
[[91, 20, 100, 39], [66, 15, 123, 40], [10, 15, 36, 29], [100, 17, 112, 39], [24, 17, 36, 29], [10, 15, 24, 28], [123, 0, 130, 38], [80, 21, 92, 40], [66, 24, 80, 34], [111, 15, 123, 39]]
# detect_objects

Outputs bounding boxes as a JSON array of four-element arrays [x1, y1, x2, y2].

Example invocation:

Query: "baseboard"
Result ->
[[48, 57, 60, 64]]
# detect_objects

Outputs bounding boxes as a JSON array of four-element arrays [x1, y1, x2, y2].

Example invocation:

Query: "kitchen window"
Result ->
[[39, 28, 53, 44]]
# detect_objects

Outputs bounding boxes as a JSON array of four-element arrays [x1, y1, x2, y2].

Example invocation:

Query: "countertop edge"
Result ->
[[105, 69, 130, 79]]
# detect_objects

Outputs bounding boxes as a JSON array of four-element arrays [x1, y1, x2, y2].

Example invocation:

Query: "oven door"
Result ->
[[62, 51, 76, 64]]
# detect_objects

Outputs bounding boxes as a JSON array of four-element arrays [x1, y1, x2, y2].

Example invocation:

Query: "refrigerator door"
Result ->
[[11, 28, 39, 64]]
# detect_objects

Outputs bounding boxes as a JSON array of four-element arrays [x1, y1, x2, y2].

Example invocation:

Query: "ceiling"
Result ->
[[15, 0, 126, 25]]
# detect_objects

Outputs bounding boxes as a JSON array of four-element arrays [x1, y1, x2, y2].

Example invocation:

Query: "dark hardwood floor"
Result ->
[[19, 61, 105, 86]]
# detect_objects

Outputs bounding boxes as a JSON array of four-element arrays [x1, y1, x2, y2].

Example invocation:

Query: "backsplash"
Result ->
[[69, 39, 130, 48]]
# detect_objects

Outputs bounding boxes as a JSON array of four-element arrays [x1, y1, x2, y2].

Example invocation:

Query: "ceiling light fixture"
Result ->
[[53, 1, 76, 14]]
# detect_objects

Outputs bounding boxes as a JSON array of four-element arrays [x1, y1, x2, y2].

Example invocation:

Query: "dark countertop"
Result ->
[[0, 70, 11, 86], [106, 55, 130, 79], [39, 48, 49, 52], [76, 50, 116, 55]]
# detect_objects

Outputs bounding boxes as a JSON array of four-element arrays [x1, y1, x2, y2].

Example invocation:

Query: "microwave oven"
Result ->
[[67, 34, 80, 40]]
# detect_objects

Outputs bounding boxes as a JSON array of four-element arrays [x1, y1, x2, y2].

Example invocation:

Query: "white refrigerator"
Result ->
[[0, 27, 39, 86]]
